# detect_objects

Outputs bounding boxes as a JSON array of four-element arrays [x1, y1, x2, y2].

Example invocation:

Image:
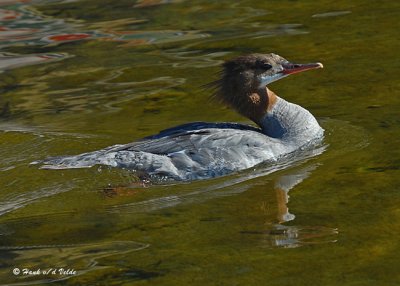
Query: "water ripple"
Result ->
[[312, 11, 352, 18], [0, 182, 75, 216], [0, 52, 71, 72], [0, 240, 149, 285]]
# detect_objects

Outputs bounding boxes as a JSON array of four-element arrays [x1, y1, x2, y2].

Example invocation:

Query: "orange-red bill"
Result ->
[[281, 62, 323, 75]]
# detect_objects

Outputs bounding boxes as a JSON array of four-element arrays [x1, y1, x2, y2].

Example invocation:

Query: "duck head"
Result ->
[[212, 53, 323, 125]]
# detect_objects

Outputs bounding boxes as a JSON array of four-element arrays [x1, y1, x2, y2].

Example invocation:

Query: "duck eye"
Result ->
[[259, 62, 272, 70]]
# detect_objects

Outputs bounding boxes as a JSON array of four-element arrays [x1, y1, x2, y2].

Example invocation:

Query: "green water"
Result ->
[[1, 0, 399, 285]]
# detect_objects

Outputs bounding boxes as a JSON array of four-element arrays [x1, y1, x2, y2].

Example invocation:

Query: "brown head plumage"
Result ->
[[209, 53, 323, 125]]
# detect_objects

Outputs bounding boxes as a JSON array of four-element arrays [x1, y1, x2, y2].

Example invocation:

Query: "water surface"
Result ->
[[1, 0, 400, 285]]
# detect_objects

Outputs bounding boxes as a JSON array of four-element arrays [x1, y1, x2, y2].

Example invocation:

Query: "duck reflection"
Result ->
[[106, 161, 338, 248], [237, 164, 338, 248], [269, 165, 338, 247], [274, 164, 317, 223]]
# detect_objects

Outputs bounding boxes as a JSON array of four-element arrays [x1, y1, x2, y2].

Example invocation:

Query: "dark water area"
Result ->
[[0, 0, 399, 285]]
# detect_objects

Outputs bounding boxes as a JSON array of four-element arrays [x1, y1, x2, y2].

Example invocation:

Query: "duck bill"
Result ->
[[281, 62, 323, 75]]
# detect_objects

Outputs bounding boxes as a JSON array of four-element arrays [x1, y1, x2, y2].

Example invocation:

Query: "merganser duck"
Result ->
[[39, 53, 324, 181]]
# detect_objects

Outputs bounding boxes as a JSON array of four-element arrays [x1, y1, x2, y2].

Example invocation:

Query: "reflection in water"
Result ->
[[104, 147, 340, 248], [0, 0, 389, 283], [270, 165, 338, 248], [234, 164, 339, 248], [242, 225, 338, 248], [107, 144, 327, 214], [275, 164, 318, 223], [0, 118, 365, 285], [0, 1, 93, 48], [103, 118, 368, 248], [0, 241, 149, 285], [113, 30, 210, 47], [0, 7, 22, 21], [0, 0, 207, 49], [0, 1, 80, 72], [0, 0, 314, 120], [0, 52, 70, 72], [0, 0, 309, 50]]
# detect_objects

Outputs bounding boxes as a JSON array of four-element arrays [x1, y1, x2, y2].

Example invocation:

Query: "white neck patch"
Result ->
[[259, 73, 288, 88]]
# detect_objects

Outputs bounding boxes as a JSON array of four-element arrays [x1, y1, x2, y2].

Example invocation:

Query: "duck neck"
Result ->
[[258, 94, 323, 141]]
